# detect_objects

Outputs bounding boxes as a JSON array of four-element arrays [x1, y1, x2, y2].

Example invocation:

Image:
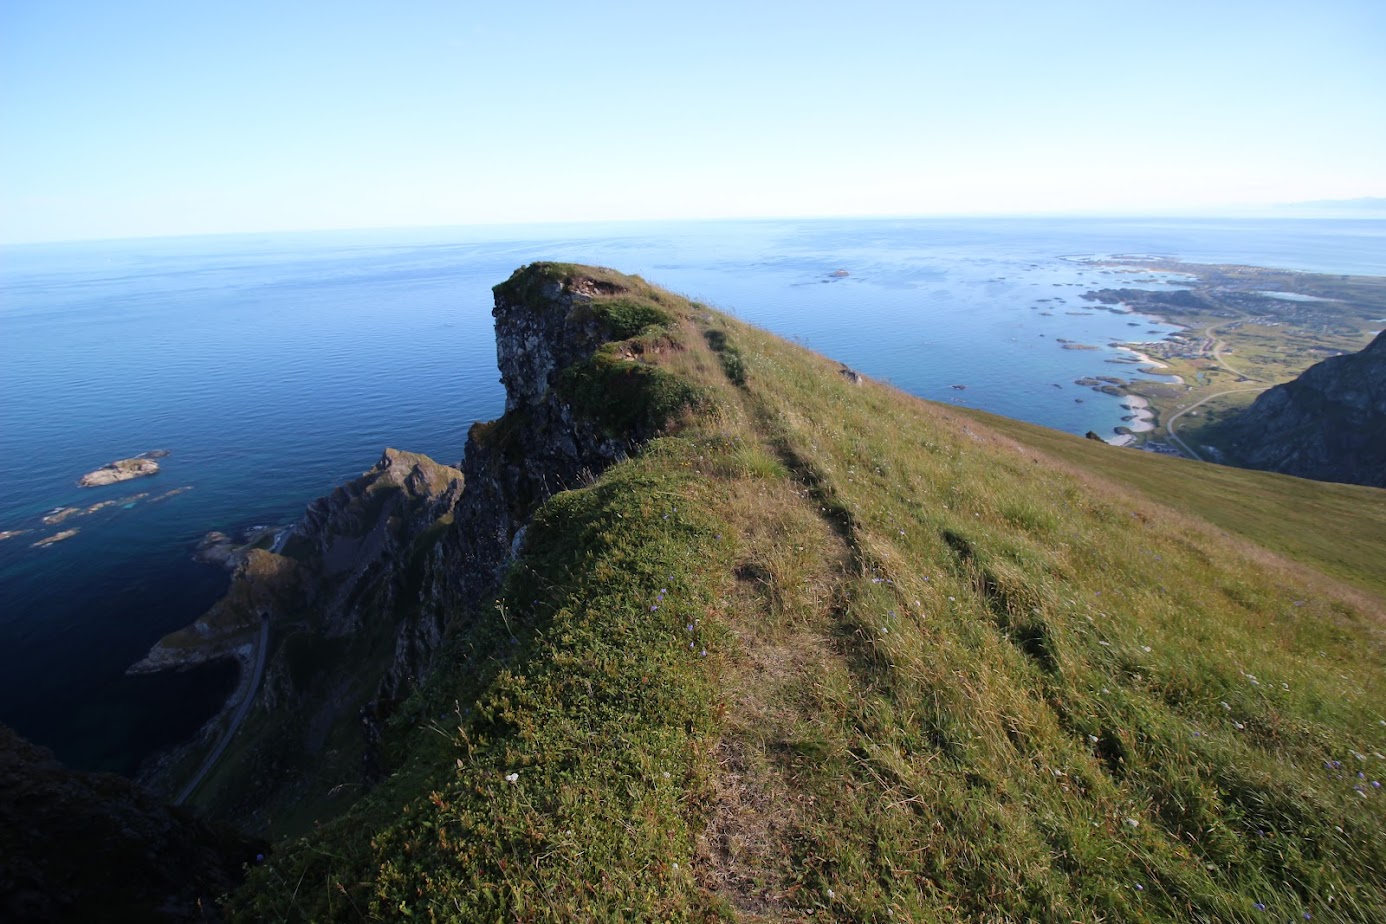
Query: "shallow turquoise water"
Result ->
[[2, 216, 1381, 774]]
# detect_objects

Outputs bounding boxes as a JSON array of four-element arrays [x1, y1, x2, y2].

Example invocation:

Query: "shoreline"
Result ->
[[1104, 394, 1155, 446]]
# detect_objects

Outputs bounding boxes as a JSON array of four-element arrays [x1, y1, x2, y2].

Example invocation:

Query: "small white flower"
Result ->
[[827, 888, 835, 899], [1125, 817, 1139, 828], [505, 772, 519, 783]]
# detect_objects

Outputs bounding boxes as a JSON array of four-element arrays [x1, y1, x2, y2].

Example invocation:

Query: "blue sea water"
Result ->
[[2, 216, 1383, 775]]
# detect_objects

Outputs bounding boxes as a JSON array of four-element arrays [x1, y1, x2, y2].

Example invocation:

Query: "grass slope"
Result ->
[[232, 266, 1386, 922]]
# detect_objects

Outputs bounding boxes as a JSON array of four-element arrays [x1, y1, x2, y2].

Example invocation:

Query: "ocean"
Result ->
[[2, 216, 1383, 775]]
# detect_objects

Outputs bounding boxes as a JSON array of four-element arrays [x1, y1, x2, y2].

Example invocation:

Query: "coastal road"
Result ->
[[175, 615, 271, 806], [1202, 323, 1262, 384], [1165, 386, 1265, 462]]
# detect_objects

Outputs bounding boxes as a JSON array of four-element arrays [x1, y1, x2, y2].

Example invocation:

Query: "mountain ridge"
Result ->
[[1210, 330, 1386, 488]]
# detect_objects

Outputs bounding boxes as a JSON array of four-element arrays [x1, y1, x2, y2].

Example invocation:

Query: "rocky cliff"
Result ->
[[130, 263, 695, 833], [427, 264, 691, 617], [1214, 330, 1386, 487]]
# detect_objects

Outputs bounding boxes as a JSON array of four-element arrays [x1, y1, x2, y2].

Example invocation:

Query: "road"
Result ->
[[1164, 386, 1265, 462], [175, 614, 271, 806]]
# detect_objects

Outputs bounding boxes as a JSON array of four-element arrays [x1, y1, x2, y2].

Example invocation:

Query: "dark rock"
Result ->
[[0, 723, 261, 922], [1214, 331, 1386, 487]]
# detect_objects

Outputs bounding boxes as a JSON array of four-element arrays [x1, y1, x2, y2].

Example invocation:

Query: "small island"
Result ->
[[78, 450, 169, 487]]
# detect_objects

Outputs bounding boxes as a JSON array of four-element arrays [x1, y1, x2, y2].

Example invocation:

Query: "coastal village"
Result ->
[[1068, 259, 1384, 462]]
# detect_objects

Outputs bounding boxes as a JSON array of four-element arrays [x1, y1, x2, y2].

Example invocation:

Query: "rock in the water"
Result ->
[[78, 451, 167, 487], [41, 507, 82, 525], [31, 529, 79, 548]]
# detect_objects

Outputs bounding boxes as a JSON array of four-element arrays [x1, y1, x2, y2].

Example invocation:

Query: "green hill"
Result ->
[[231, 264, 1386, 922]]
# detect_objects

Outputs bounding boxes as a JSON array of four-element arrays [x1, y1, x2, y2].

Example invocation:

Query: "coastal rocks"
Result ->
[[193, 531, 243, 570], [78, 450, 168, 487], [2, 489, 189, 552], [128, 549, 305, 677], [193, 524, 282, 571], [31, 529, 79, 548], [130, 448, 464, 823]]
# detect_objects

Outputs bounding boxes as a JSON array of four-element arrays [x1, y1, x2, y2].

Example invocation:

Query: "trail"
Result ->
[[1164, 386, 1265, 462], [175, 615, 270, 806]]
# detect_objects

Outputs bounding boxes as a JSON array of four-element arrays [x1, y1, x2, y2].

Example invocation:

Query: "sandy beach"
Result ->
[[1105, 394, 1155, 445]]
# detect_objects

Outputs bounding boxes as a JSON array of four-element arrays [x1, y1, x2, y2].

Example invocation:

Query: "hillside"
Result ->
[[213, 264, 1386, 921], [1207, 331, 1386, 488]]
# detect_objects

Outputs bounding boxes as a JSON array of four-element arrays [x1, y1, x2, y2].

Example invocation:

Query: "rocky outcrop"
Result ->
[[0, 723, 261, 922], [1215, 331, 1386, 487], [428, 264, 679, 616], [78, 450, 168, 487], [128, 449, 463, 823], [134, 264, 693, 830]]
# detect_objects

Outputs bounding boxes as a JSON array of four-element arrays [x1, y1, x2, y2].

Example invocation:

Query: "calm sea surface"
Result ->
[[3, 216, 1383, 774]]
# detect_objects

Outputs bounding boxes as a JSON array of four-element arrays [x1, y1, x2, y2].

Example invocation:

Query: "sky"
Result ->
[[1, 0, 1383, 243]]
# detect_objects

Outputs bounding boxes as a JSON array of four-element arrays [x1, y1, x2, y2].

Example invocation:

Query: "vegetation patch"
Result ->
[[559, 348, 707, 437], [574, 294, 674, 341]]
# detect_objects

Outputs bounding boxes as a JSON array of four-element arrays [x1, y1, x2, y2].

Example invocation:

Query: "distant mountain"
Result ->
[[1274, 196, 1386, 213], [1216, 331, 1386, 487]]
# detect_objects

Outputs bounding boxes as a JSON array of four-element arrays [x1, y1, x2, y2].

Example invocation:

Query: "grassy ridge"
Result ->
[[233, 266, 1386, 921]]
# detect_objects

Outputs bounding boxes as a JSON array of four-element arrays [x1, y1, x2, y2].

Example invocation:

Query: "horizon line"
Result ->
[[4, 206, 1386, 248]]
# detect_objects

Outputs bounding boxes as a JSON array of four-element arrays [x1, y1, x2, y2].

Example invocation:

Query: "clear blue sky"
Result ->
[[2, 0, 1383, 243]]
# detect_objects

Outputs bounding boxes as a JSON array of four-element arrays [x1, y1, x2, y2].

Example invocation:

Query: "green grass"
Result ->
[[231, 266, 1386, 922], [954, 406, 1386, 602]]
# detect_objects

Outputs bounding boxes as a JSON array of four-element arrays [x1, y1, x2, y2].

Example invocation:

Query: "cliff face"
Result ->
[[132, 263, 686, 833], [0, 723, 260, 922], [1215, 330, 1386, 487], [426, 265, 675, 616]]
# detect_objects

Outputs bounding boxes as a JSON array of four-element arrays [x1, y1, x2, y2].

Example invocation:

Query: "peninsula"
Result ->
[[1072, 258, 1385, 462]]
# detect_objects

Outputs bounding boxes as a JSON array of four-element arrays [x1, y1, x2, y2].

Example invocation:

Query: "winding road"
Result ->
[[1164, 386, 1266, 462], [175, 614, 270, 806]]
